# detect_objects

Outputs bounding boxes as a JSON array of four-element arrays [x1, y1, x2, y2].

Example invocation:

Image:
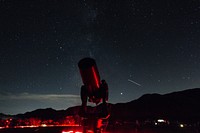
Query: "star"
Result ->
[[1, 0, 200, 114]]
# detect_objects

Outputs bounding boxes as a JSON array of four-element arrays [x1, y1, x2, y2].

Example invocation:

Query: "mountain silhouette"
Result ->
[[110, 88, 200, 122], [1, 88, 200, 123]]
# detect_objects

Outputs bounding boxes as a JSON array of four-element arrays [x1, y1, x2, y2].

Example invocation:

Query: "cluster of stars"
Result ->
[[1, 0, 200, 114]]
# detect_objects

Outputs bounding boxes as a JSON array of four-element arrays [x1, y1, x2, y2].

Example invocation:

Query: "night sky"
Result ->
[[1, 0, 200, 115]]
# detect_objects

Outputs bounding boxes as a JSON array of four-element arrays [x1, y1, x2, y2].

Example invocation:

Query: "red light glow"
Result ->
[[62, 131, 82, 133], [62, 131, 73, 133], [92, 66, 99, 88]]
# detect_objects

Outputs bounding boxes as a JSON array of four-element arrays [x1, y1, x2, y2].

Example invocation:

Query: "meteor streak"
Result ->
[[128, 79, 142, 86]]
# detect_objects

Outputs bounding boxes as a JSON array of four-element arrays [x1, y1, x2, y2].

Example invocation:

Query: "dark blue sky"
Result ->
[[1, 0, 200, 114]]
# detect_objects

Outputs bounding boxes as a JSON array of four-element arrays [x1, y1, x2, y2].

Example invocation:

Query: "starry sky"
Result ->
[[1, 0, 200, 115]]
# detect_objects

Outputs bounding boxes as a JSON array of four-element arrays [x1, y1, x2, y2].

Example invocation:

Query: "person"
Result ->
[[99, 80, 109, 118], [100, 80, 108, 105], [80, 85, 87, 116]]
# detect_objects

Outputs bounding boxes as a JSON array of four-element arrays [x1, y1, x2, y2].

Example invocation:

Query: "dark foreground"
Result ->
[[0, 126, 198, 133]]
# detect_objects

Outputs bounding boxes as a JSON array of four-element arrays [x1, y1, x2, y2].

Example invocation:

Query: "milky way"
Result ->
[[1, 0, 200, 114]]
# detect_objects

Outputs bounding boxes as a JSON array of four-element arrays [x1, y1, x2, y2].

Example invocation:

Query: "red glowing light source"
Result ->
[[62, 131, 73, 133], [78, 57, 101, 90], [62, 131, 82, 133], [92, 66, 100, 88]]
